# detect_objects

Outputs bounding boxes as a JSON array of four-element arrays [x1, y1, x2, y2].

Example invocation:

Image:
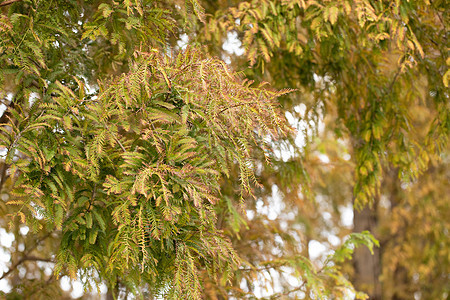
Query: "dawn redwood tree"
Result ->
[[0, 0, 377, 299], [1, 0, 448, 299]]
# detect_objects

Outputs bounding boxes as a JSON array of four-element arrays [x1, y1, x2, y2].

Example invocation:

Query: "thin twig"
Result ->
[[0, 0, 22, 7], [271, 281, 308, 298], [387, 67, 402, 95], [87, 183, 97, 212], [218, 103, 248, 115], [0, 256, 54, 280], [239, 264, 281, 272], [0, 231, 54, 280], [103, 121, 126, 152], [0, 162, 9, 193]]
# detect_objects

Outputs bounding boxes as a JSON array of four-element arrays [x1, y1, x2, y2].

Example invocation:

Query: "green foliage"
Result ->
[[1, 42, 291, 296], [332, 231, 379, 263]]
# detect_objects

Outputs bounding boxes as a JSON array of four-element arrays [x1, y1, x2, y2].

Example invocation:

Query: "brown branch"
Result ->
[[387, 67, 402, 95], [268, 262, 331, 298], [239, 264, 280, 272], [102, 121, 126, 152], [429, 0, 447, 32], [87, 183, 97, 212], [0, 0, 22, 7], [218, 103, 248, 115], [0, 161, 9, 193], [0, 256, 54, 280], [271, 281, 308, 298], [0, 231, 54, 280], [0, 101, 19, 193]]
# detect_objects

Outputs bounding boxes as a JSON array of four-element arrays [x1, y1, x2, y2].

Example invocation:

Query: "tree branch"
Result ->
[[387, 67, 402, 95], [0, 256, 54, 280], [103, 121, 126, 152], [0, 161, 9, 193], [0, 0, 22, 7], [0, 231, 54, 280], [218, 103, 248, 115], [265, 281, 307, 299]]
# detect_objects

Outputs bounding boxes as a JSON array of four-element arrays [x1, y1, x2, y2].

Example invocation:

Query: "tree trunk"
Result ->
[[353, 202, 382, 300], [106, 283, 119, 300], [106, 289, 114, 300]]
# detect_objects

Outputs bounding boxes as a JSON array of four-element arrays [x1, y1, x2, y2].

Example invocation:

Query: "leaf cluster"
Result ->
[[0, 45, 290, 297]]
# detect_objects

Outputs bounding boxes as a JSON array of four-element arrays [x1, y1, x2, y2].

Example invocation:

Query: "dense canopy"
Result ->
[[0, 0, 448, 299]]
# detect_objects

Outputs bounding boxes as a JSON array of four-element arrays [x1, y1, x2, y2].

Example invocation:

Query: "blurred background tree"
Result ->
[[197, 0, 449, 299]]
